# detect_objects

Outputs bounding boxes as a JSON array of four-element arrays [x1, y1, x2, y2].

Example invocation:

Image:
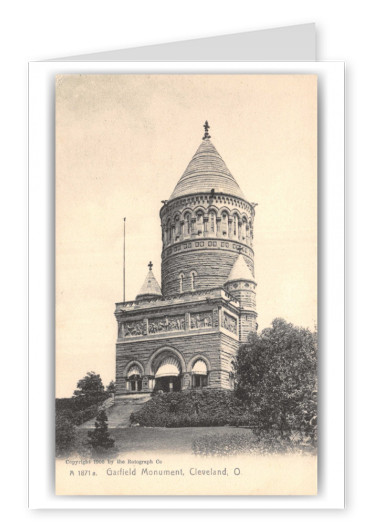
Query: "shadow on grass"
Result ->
[[60, 426, 316, 458]]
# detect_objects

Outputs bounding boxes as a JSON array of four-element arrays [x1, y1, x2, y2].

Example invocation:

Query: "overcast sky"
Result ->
[[56, 74, 317, 398]]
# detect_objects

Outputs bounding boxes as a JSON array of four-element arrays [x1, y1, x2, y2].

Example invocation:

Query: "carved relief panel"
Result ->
[[222, 312, 238, 335], [119, 320, 145, 338], [148, 315, 186, 334], [190, 311, 213, 329]]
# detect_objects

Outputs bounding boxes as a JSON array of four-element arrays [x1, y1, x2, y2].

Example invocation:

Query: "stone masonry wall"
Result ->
[[162, 247, 254, 296], [218, 333, 240, 389], [239, 311, 257, 343], [115, 331, 233, 395]]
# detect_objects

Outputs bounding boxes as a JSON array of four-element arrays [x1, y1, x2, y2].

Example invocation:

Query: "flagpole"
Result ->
[[123, 217, 126, 303]]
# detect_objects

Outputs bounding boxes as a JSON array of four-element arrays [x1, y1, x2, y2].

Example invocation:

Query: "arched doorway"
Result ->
[[154, 356, 181, 392]]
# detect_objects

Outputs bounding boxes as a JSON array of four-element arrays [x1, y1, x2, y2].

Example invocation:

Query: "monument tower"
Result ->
[[115, 122, 257, 395]]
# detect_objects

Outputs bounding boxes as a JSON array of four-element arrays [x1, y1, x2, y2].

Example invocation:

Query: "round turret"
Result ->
[[160, 124, 256, 297], [224, 253, 257, 310]]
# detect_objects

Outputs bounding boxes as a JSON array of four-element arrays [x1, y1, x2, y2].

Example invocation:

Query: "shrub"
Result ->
[[130, 389, 250, 427], [74, 404, 99, 426], [87, 410, 116, 457], [235, 319, 317, 440], [55, 395, 113, 426]]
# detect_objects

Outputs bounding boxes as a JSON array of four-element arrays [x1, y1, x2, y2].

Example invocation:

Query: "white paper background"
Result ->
[[2, 0, 372, 527], [29, 60, 344, 509]]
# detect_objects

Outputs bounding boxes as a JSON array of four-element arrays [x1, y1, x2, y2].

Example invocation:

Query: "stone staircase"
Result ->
[[77, 394, 151, 429]]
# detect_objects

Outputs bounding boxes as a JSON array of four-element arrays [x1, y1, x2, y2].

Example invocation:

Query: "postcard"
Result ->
[[55, 73, 317, 496]]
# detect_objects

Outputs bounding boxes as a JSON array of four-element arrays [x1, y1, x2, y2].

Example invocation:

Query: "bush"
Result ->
[[56, 398, 102, 426], [87, 410, 116, 457], [235, 319, 317, 440], [74, 404, 100, 426], [130, 389, 250, 427]]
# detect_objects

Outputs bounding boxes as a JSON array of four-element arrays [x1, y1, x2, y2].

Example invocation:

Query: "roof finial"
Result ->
[[202, 120, 211, 140], [148, 261, 153, 271]]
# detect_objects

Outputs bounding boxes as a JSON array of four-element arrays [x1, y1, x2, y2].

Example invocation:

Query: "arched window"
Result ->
[[196, 211, 204, 236], [209, 210, 216, 234], [167, 219, 172, 244], [191, 359, 208, 388], [221, 212, 228, 236], [184, 213, 191, 235], [126, 364, 142, 392], [241, 217, 247, 240], [162, 225, 167, 246], [245, 222, 250, 242], [179, 272, 184, 293], [174, 215, 180, 240], [190, 271, 197, 291], [233, 214, 239, 238]]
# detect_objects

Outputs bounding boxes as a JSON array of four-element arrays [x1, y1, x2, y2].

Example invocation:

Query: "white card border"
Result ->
[[28, 61, 344, 509]]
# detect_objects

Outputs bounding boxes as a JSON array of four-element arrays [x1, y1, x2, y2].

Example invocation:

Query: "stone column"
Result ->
[[238, 221, 243, 241], [142, 376, 149, 392], [181, 372, 191, 390]]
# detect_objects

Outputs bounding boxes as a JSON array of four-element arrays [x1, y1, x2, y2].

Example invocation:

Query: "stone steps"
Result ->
[[77, 394, 152, 429]]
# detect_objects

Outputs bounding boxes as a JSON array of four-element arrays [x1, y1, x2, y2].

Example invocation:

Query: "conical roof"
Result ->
[[169, 138, 245, 200], [225, 254, 255, 284], [136, 269, 162, 300]]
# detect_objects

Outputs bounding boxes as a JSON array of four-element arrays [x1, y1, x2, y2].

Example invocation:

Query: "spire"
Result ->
[[169, 125, 245, 200], [225, 254, 256, 284], [136, 264, 162, 301]]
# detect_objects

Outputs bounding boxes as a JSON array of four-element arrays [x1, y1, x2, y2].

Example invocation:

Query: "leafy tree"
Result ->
[[56, 414, 76, 457], [87, 410, 115, 455], [234, 318, 317, 443], [73, 371, 106, 406], [106, 380, 116, 394]]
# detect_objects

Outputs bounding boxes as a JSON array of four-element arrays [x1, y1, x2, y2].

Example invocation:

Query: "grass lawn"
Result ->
[[75, 426, 254, 455]]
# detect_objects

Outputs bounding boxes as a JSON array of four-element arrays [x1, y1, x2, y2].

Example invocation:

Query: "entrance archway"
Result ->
[[154, 355, 181, 392]]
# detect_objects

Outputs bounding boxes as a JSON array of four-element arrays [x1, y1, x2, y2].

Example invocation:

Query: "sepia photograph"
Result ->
[[55, 74, 317, 495]]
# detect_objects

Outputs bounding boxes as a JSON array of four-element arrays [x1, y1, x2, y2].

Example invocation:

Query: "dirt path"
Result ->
[[77, 395, 151, 429]]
